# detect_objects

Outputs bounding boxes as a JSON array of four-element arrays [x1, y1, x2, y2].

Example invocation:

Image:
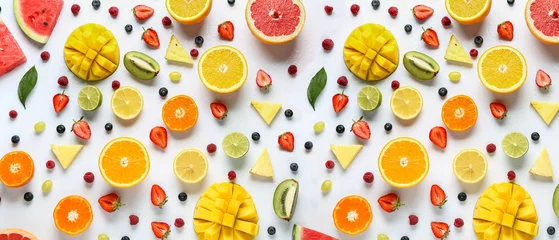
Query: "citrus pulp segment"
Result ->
[[441, 95, 478, 132], [98, 137, 150, 188], [198, 46, 248, 93], [525, 0, 559, 44], [502, 132, 529, 158], [390, 86, 423, 120], [0, 228, 38, 240], [166, 0, 212, 25], [343, 23, 399, 81], [111, 86, 144, 120], [357, 86, 382, 111], [332, 195, 372, 236], [378, 137, 429, 188], [245, 0, 306, 44], [445, 0, 491, 24], [477, 46, 527, 93], [173, 149, 208, 184], [222, 132, 250, 158], [453, 149, 488, 184], [162, 95, 199, 132], [0, 151, 34, 188], [53, 195, 93, 236], [78, 85, 102, 111]]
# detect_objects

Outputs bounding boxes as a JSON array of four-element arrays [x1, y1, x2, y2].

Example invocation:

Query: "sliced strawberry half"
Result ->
[[429, 126, 447, 149], [256, 69, 272, 89], [536, 69, 552, 89], [489, 102, 507, 119]]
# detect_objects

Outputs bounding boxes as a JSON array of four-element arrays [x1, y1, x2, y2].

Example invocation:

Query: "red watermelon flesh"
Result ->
[[14, 0, 63, 44], [0, 17, 27, 77], [292, 224, 338, 240]]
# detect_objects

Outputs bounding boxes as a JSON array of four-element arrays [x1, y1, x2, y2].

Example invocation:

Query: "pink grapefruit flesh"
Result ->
[[14, 0, 64, 44], [0, 17, 27, 77], [0, 228, 38, 240], [526, 0, 559, 43], [245, 0, 306, 44]]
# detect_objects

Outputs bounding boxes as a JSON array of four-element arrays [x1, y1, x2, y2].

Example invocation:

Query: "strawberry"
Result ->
[[489, 102, 507, 119], [421, 28, 440, 48], [536, 69, 552, 89], [497, 21, 514, 41], [149, 126, 168, 149], [378, 193, 404, 212], [71, 116, 91, 140], [151, 222, 171, 239], [217, 21, 235, 41], [412, 5, 434, 20], [256, 69, 272, 89], [98, 193, 124, 213], [151, 184, 168, 209], [210, 102, 228, 119], [133, 5, 154, 20], [430, 184, 447, 208], [53, 91, 69, 113], [332, 91, 349, 113], [431, 222, 450, 239], [142, 28, 160, 48], [278, 132, 295, 152], [429, 126, 447, 149], [351, 117, 370, 140]]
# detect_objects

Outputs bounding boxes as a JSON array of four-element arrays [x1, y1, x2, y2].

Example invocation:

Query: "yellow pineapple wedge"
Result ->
[[194, 182, 259, 239], [165, 35, 193, 65], [473, 182, 539, 239]]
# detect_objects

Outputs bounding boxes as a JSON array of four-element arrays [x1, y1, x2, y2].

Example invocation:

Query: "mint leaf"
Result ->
[[18, 66, 38, 109], [307, 67, 327, 110]]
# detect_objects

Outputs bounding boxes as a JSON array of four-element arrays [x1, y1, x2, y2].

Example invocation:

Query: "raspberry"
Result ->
[[350, 4, 360, 15], [470, 49, 479, 57], [454, 218, 464, 228], [486, 143, 496, 153], [129, 215, 139, 225], [190, 49, 199, 58], [40, 51, 50, 61], [324, 5, 333, 15], [71, 4, 81, 16], [288, 65, 298, 75], [391, 80, 400, 90], [174, 218, 185, 228], [325, 160, 335, 169], [409, 215, 419, 225], [388, 6, 398, 17], [46, 160, 55, 169], [83, 172, 95, 183], [206, 143, 217, 153], [57, 76, 69, 86], [337, 76, 348, 87], [108, 6, 119, 17], [322, 39, 334, 51], [441, 16, 451, 26], [228, 171, 237, 181], [162, 16, 172, 27], [363, 172, 374, 183], [507, 170, 516, 181], [9, 110, 17, 119], [111, 80, 120, 90]]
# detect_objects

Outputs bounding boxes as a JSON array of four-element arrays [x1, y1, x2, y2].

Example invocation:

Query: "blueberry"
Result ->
[[384, 123, 392, 131], [56, 124, 66, 133], [11, 135, 20, 144], [23, 192, 33, 202], [284, 109, 293, 118], [125, 24, 133, 33], [371, 0, 380, 9], [251, 132, 260, 141], [401, 237, 410, 240], [195, 36, 204, 46], [404, 24, 412, 33], [0, 6, 2, 13], [105, 123, 113, 131], [178, 192, 187, 201], [159, 87, 168, 97], [267, 226, 276, 235], [548, 226, 555, 235], [438, 87, 448, 97], [474, 36, 483, 46], [458, 192, 467, 201], [121, 237, 130, 240], [304, 141, 313, 150], [507, 0, 514, 4], [290, 163, 298, 171], [336, 124, 345, 133], [227, 0, 235, 4], [531, 132, 540, 141], [92, 0, 101, 9]]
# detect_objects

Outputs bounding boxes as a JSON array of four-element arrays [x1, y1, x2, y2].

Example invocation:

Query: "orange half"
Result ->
[[98, 137, 150, 188], [442, 95, 478, 132], [332, 195, 372, 236], [378, 137, 430, 188], [0, 151, 34, 188], [53, 195, 93, 236], [162, 95, 199, 132]]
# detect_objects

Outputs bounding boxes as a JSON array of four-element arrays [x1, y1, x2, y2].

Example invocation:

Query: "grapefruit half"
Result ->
[[525, 0, 559, 44], [245, 0, 306, 44], [0, 228, 38, 240]]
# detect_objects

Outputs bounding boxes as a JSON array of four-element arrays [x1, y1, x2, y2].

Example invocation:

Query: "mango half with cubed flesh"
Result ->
[[343, 23, 399, 81], [473, 182, 539, 240], [194, 182, 260, 240], [64, 23, 119, 81]]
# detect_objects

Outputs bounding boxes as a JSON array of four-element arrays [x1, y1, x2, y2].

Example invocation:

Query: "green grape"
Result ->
[[41, 180, 53, 192], [34, 121, 46, 133], [377, 233, 390, 240], [321, 180, 332, 192], [169, 71, 182, 82], [313, 121, 325, 133], [448, 71, 461, 82], [97, 233, 110, 240]]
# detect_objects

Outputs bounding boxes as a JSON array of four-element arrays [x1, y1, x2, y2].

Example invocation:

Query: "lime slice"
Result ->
[[222, 132, 249, 158], [452, 149, 487, 184], [501, 132, 529, 158], [78, 86, 103, 111], [357, 86, 382, 111]]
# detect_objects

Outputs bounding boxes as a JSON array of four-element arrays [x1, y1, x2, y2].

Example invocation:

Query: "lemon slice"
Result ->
[[453, 149, 488, 184], [78, 86, 103, 111], [173, 149, 208, 184], [357, 86, 382, 111], [477, 46, 527, 94], [390, 86, 423, 120], [502, 132, 529, 158], [198, 45, 248, 94], [222, 132, 249, 158], [445, 0, 491, 25], [111, 86, 143, 120], [166, 0, 212, 25]]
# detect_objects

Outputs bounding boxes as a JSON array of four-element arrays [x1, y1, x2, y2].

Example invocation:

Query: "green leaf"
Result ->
[[18, 66, 38, 109], [307, 67, 327, 110]]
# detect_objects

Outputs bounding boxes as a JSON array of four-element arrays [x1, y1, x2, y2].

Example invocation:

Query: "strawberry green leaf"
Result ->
[[18, 66, 38, 109], [307, 67, 327, 110]]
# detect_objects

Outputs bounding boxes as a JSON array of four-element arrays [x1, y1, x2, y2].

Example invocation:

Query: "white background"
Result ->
[[1, 0, 559, 239]]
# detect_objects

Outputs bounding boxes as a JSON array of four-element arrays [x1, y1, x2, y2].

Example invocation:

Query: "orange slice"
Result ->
[[332, 195, 372, 236], [0, 151, 34, 188], [98, 137, 150, 188], [53, 195, 93, 236], [162, 95, 198, 132], [378, 137, 430, 188], [441, 95, 478, 132]]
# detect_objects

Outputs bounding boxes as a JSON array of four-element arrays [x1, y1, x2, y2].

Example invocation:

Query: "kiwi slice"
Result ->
[[273, 179, 299, 221], [403, 51, 440, 80], [124, 51, 160, 80]]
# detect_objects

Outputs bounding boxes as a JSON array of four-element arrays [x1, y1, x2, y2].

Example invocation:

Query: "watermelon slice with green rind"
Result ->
[[13, 0, 63, 44], [292, 224, 338, 240], [0, 17, 27, 77]]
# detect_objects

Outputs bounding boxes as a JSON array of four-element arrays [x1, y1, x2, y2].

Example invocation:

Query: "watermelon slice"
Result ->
[[292, 224, 338, 240], [0, 17, 27, 77], [13, 0, 64, 44]]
